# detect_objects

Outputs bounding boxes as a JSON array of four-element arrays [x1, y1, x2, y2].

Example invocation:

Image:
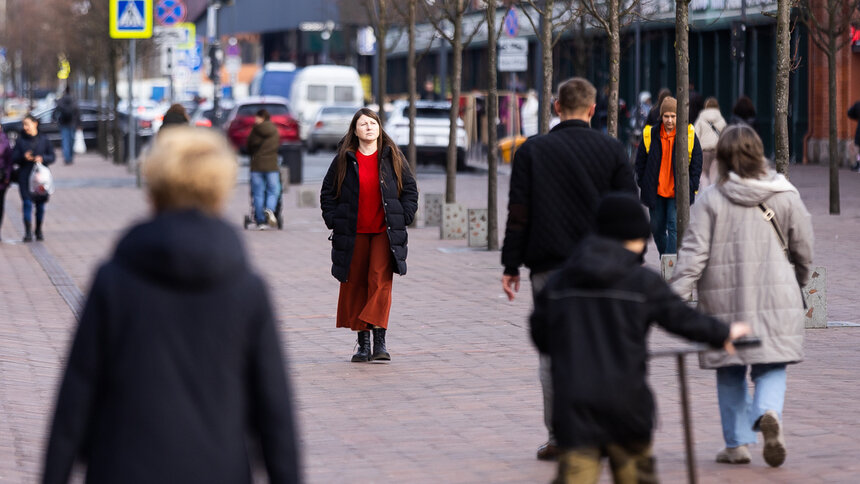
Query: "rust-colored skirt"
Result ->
[[336, 233, 393, 331]]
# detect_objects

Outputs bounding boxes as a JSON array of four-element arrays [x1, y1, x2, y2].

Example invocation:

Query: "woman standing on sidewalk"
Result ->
[[320, 108, 418, 362], [11, 114, 55, 242], [0, 125, 13, 240], [694, 97, 727, 187], [670, 125, 814, 468]]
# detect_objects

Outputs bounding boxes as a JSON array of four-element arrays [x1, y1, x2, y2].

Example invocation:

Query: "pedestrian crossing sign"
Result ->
[[110, 0, 153, 39]]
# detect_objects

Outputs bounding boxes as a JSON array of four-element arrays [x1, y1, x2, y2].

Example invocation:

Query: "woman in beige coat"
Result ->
[[693, 97, 727, 187], [670, 125, 813, 468]]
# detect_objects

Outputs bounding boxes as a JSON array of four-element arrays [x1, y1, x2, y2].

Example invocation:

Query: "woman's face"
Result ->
[[22, 118, 38, 136], [354, 115, 379, 144]]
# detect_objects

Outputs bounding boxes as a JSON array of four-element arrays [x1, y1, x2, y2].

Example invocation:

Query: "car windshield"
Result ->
[[236, 104, 290, 117], [321, 107, 357, 116]]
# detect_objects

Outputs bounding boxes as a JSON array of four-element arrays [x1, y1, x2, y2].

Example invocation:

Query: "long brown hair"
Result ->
[[716, 124, 767, 182], [334, 107, 408, 198]]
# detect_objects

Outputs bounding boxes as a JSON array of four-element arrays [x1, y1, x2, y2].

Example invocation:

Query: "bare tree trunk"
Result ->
[[109, 41, 123, 165], [445, 2, 464, 204], [827, 44, 840, 214], [407, 0, 417, 177], [774, 0, 791, 177], [674, 0, 691, 247], [487, 0, 499, 250], [607, 0, 620, 138], [539, 1, 553, 134]]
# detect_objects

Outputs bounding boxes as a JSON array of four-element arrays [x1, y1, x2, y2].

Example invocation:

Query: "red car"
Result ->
[[224, 96, 300, 153]]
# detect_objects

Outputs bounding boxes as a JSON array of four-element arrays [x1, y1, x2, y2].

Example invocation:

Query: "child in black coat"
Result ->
[[530, 193, 749, 484]]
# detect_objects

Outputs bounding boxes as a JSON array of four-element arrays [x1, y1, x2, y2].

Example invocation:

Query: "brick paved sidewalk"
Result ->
[[1, 153, 859, 483]]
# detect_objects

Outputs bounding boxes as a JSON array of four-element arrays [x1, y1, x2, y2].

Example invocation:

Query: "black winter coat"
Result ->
[[502, 119, 637, 277], [11, 131, 55, 198], [530, 235, 730, 449], [43, 210, 300, 484], [634, 123, 703, 209], [320, 146, 419, 283]]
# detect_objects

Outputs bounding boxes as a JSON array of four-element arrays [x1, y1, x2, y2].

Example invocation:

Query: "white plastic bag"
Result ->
[[29, 163, 55, 199], [73, 128, 86, 154]]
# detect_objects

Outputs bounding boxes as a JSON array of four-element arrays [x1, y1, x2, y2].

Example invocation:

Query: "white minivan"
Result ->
[[289, 65, 364, 140]]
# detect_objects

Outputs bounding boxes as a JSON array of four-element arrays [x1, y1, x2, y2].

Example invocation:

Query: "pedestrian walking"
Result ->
[[11, 114, 55, 242], [847, 99, 860, 172], [729, 95, 757, 131], [501, 77, 637, 461], [42, 127, 301, 484], [159, 103, 190, 131], [670, 124, 814, 468], [645, 88, 672, 126], [320, 108, 418, 362], [694, 97, 728, 187], [634, 96, 703, 256], [247, 109, 282, 229], [0, 126, 12, 240], [531, 193, 750, 484], [56, 86, 79, 165]]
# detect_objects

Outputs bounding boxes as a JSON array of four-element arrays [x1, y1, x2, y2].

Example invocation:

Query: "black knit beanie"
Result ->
[[596, 193, 651, 241]]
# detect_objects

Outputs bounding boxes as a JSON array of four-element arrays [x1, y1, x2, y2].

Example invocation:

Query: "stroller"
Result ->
[[243, 166, 289, 230]]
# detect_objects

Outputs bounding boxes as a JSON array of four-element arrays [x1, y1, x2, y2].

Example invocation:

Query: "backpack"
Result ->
[[642, 124, 696, 160], [57, 99, 76, 124]]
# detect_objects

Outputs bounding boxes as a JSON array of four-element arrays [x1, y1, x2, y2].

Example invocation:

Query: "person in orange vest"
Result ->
[[634, 97, 703, 256]]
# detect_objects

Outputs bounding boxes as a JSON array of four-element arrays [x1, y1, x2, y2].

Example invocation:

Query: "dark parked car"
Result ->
[[1, 101, 103, 148]]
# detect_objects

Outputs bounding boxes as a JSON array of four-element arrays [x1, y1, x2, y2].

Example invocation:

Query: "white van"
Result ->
[[289, 65, 364, 140]]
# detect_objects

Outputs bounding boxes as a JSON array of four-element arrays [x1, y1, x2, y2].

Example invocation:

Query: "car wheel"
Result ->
[[307, 142, 317, 154]]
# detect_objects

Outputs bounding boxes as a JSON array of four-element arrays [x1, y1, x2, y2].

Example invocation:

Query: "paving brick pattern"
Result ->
[[1, 154, 859, 483]]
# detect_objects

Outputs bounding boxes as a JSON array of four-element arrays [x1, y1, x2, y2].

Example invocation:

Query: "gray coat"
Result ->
[[670, 171, 814, 369]]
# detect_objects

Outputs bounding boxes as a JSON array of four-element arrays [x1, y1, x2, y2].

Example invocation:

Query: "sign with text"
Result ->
[[498, 37, 528, 72]]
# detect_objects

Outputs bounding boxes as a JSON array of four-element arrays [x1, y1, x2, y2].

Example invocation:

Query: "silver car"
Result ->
[[307, 105, 358, 153]]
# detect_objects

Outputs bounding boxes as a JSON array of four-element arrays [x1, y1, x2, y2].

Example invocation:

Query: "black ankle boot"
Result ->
[[351, 331, 371, 362], [371, 328, 391, 361], [35, 222, 43, 241], [22, 221, 33, 242]]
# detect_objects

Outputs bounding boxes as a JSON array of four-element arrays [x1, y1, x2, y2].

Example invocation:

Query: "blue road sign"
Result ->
[[156, 0, 186, 26], [504, 8, 519, 37], [110, 0, 153, 39]]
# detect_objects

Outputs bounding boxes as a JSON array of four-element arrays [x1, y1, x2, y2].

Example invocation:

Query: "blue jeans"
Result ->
[[21, 197, 45, 225], [716, 364, 787, 448], [60, 125, 75, 164], [250, 171, 281, 224], [649, 196, 677, 255]]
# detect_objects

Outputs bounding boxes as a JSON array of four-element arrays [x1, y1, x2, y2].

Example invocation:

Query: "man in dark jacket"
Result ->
[[501, 77, 637, 460], [43, 127, 300, 484], [247, 109, 282, 229], [634, 96, 703, 256], [56, 86, 80, 165], [531, 193, 748, 483]]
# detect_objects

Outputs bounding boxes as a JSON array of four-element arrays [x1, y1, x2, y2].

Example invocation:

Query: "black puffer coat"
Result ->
[[11, 131, 55, 199], [530, 235, 729, 449], [320, 146, 418, 283]]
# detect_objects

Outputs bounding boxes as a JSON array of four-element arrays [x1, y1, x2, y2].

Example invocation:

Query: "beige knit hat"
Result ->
[[660, 96, 677, 116]]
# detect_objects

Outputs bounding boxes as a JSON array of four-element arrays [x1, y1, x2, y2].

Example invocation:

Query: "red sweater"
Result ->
[[355, 150, 386, 233]]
